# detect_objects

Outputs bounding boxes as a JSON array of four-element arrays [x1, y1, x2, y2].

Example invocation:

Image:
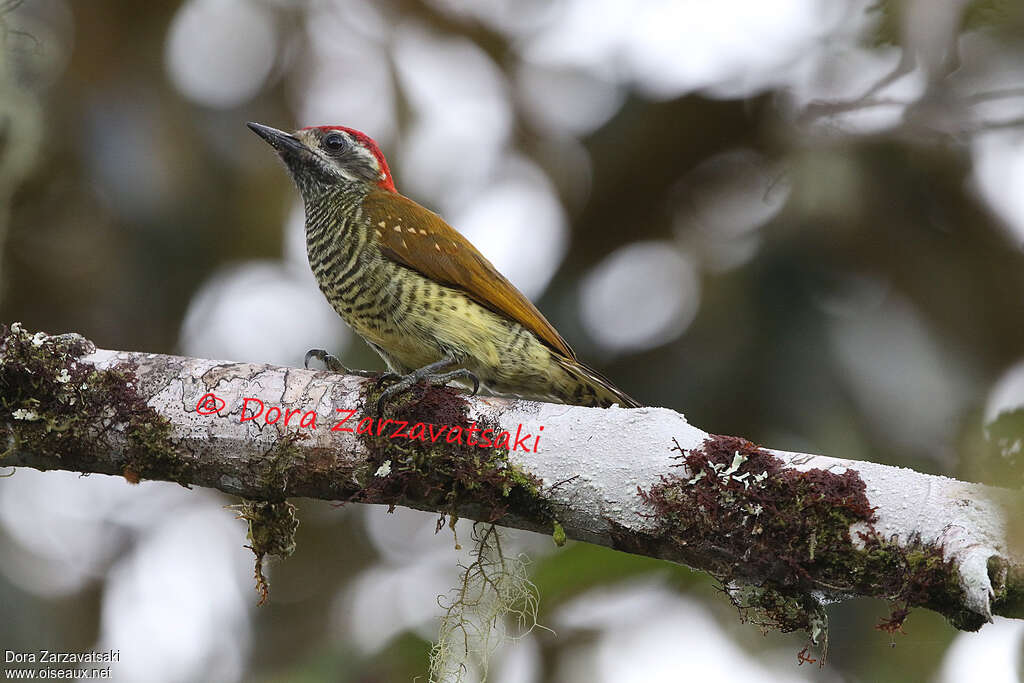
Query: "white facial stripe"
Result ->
[[327, 131, 379, 182], [344, 133, 379, 171]]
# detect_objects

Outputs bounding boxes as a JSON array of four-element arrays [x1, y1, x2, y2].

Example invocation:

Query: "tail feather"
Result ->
[[554, 356, 642, 408]]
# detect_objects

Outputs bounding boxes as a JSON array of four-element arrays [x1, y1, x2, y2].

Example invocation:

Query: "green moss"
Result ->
[[639, 435, 975, 645], [988, 555, 1024, 620], [231, 499, 299, 605], [226, 434, 309, 603], [255, 431, 308, 498], [728, 584, 828, 645], [0, 324, 192, 484], [552, 521, 567, 547], [352, 381, 557, 534]]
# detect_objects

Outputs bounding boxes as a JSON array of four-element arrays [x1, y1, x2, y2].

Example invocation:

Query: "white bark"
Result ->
[[476, 399, 1021, 624], [3, 335, 1022, 633]]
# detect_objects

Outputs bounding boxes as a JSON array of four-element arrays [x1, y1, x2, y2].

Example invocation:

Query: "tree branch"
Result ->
[[2, 325, 1021, 642]]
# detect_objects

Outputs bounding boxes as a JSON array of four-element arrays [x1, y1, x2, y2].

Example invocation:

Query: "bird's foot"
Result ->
[[304, 349, 381, 378], [375, 364, 480, 414]]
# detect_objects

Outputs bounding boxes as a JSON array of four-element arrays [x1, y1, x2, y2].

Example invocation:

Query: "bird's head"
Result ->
[[247, 122, 396, 199]]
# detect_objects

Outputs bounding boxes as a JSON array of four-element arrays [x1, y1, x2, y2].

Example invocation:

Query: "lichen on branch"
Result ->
[[639, 435, 980, 649], [0, 323, 189, 484]]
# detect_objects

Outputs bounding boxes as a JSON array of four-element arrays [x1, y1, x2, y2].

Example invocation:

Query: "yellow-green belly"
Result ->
[[311, 237, 622, 406]]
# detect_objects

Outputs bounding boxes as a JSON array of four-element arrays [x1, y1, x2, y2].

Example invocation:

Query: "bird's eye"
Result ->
[[323, 132, 346, 152]]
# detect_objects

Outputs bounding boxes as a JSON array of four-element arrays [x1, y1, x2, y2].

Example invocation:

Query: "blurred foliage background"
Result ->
[[1, 0, 1023, 681]]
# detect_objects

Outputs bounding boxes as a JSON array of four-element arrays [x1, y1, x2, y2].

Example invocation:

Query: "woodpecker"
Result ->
[[248, 122, 639, 410]]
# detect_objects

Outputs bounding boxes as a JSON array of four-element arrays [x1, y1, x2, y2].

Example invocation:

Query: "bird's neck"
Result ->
[[303, 184, 369, 246]]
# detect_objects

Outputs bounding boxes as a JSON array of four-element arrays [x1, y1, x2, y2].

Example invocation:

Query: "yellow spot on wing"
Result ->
[[406, 227, 416, 233], [374, 229, 382, 238], [401, 239, 408, 248], [378, 221, 385, 228], [393, 226, 401, 232], [418, 229, 427, 235], [434, 243, 441, 251]]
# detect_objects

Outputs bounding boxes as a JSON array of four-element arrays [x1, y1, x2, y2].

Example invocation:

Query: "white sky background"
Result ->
[[3, 0, 1024, 681]]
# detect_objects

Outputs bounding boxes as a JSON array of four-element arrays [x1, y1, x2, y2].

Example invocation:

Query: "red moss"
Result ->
[[352, 382, 553, 528], [639, 434, 974, 637]]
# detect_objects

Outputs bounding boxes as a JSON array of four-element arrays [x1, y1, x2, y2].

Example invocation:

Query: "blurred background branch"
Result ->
[[0, 0, 43, 307]]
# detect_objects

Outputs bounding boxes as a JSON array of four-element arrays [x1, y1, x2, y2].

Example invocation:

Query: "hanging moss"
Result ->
[[230, 498, 299, 606]]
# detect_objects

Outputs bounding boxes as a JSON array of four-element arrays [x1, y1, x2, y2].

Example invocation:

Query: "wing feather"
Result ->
[[362, 190, 577, 360]]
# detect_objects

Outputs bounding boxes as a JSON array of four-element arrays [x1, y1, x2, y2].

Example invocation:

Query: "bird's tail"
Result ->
[[554, 356, 642, 408]]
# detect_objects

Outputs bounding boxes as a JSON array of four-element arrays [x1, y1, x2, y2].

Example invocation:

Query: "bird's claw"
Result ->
[[438, 368, 479, 397], [304, 348, 337, 371], [374, 367, 480, 414], [304, 348, 380, 377], [373, 372, 402, 389]]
